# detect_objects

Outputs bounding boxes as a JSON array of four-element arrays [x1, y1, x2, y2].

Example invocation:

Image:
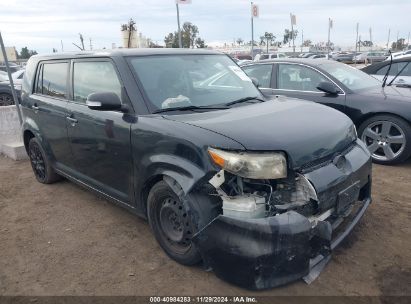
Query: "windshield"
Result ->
[[320, 62, 381, 91], [129, 54, 261, 111]]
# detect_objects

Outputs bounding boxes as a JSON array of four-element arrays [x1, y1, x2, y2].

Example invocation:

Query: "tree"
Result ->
[[17, 47, 38, 59], [259, 36, 266, 46], [236, 38, 244, 46], [164, 22, 206, 48], [283, 29, 298, 46], [303, 39, 312, 47], [392, 38, 406, 51], [195, 37, 207, 48], [164, 32, 179, 48]]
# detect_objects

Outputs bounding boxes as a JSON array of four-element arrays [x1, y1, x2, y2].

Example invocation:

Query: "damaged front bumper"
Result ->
[[193, 141, 372, 290]]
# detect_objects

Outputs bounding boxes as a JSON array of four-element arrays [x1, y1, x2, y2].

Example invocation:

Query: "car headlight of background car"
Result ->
[[208, 147, 287, 179]]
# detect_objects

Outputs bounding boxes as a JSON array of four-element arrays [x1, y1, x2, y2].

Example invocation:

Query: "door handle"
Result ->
[[66, 116, 78, 124], [32, 104, 39, 112]]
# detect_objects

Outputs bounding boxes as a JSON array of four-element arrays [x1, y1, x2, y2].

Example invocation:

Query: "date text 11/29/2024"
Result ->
[[149, 296, 257, 303]]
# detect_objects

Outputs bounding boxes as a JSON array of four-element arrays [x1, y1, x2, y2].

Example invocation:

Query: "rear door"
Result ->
[[30, 60, 73, 168], [270, 63, 347, 113], [66, 58, 134, 204]]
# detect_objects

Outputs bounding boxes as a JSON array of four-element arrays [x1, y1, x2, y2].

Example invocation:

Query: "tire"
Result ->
[[28, 137, 61, 184], [359, 115, 411, 165], [147, 180, 220, 266], [0, 93, 14, 106]]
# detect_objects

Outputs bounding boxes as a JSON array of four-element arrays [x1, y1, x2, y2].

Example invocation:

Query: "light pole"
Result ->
[[176, 3, 182, 48], [355, 22, 359, 67], [327, 18, 332, 59], [251, 2, 254, 58], [387, 28, 391, 51]]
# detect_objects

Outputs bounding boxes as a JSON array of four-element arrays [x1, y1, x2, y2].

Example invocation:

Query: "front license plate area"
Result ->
[[336, 181, 361, 215]]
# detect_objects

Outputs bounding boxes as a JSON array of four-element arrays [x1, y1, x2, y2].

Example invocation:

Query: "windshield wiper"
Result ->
[[153, 105, 228, 114], [225, 96, 265, 106], [387, 62, 410, 87], [382, 51, 392, 88]]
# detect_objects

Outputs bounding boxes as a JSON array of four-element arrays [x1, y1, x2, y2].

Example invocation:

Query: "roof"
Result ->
[[30, 48, 222, 61], [361, 57, 411, 73], [240, 58, 339, 67]]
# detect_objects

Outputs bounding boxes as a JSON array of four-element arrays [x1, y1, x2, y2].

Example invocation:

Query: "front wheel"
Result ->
[[359, 115, 411, 165]]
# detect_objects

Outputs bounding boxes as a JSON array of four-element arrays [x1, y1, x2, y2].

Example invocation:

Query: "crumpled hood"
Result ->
[[164, 98, 355, 168]]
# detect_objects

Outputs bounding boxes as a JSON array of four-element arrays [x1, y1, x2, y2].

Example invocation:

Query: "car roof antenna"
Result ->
[[382, 50, 392, 88]]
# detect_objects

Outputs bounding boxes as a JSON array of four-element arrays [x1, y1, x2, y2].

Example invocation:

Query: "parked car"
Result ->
[[0, 70, 8, 82], [255, 52, 287, 61], [353, 51, 387, 63], [389, 50, 411, 60], [21, 49, 372, 290], [12, 69, 25, 85], [362, 58, 411, 88], [242, 59, 411, 164], [0, 62, 21, 73], [333, 52, 358, 63]]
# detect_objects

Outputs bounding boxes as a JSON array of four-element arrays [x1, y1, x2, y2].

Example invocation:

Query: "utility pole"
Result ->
[[176, 3, 182, 48], [407, 32, 410, 50], [89, 38, 93, 50], [61, 40, 64, 52], [290, 13, 296, 56], [387, 28, 391, 51], [301, 29, 304, 53], [396, 31, 399, 50], [0, 32, 22, 124], [355, 22, 359, 67], [251, 2, 254, 58], [327, 18, 333, 59], [369, 27, 372, 51]]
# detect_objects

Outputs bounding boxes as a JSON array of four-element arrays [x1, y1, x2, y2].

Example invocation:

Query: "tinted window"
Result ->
[[39, 62, 68, 98], [73, 61, 122, 103], [375, 62, 411, 77], [243, 64, 272, 87], [278, 64, 328, 91]]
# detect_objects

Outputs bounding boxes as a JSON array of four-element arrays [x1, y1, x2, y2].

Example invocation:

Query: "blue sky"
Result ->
[[1, 0, 410, 54]]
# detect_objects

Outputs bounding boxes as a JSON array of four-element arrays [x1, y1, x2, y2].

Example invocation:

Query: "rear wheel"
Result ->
[[0, 93, 14, 106], [359, 115, 411, 165], [28, 138, 61, 184]]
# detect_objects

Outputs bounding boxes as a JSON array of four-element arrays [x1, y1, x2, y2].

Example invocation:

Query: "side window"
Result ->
[[260, 54, 269, 60], [243, 64, 272, 88], [278, 64, 328, 92], [397, 62, 411, 77], [36, 62, 68, 98], [73, 61, 122, 103]]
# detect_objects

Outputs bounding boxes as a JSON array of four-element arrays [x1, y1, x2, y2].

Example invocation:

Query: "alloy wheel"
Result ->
[[29, 143, 46, 180], [361, 120, 406, 162]]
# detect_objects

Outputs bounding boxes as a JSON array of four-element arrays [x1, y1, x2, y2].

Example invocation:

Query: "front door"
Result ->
[[66, 59, 134, 204], [272, 63, 347, 113], [30, 60, 73, 168]]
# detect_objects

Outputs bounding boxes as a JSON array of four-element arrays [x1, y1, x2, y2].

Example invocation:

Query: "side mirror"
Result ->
[[86, 92, 123, 111], [316, 81, 340, 95], [251, 77, 260, 88]]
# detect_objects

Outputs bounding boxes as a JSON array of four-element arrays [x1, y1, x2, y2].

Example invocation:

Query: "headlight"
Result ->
[[349, 124, 357, 141], [208, 147, 287, 179]]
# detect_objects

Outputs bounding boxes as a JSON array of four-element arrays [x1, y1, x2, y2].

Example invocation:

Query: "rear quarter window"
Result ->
[[36, 62, 68, 99]]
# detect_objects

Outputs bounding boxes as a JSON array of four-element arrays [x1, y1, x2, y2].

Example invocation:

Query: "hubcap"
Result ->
[[29, 144, 46, 180], [0, 94, 14, 106], [361, 120, 406, 161], [159, 197, 192, 250]]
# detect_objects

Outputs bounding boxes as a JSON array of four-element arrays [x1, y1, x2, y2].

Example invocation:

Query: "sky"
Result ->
[[1, 0, 410, 54]]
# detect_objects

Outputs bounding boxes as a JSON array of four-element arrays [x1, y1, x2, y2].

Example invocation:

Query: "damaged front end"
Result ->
[[191, 140, 372, 290]]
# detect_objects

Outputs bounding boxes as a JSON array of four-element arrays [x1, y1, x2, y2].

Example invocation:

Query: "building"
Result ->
[[121, 20, 150, 48]]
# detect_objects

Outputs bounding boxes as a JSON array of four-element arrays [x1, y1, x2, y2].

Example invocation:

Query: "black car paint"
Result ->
[[20, 50, 372, 289], [242, 59, 411, 129]]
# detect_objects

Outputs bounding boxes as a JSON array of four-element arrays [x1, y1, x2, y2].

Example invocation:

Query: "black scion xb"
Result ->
[[20, 49, 372, 290]]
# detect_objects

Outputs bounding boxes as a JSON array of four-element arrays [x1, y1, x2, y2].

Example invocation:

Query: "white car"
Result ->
[[386, 50, 411, 60], [255, 53, 288, 61]]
